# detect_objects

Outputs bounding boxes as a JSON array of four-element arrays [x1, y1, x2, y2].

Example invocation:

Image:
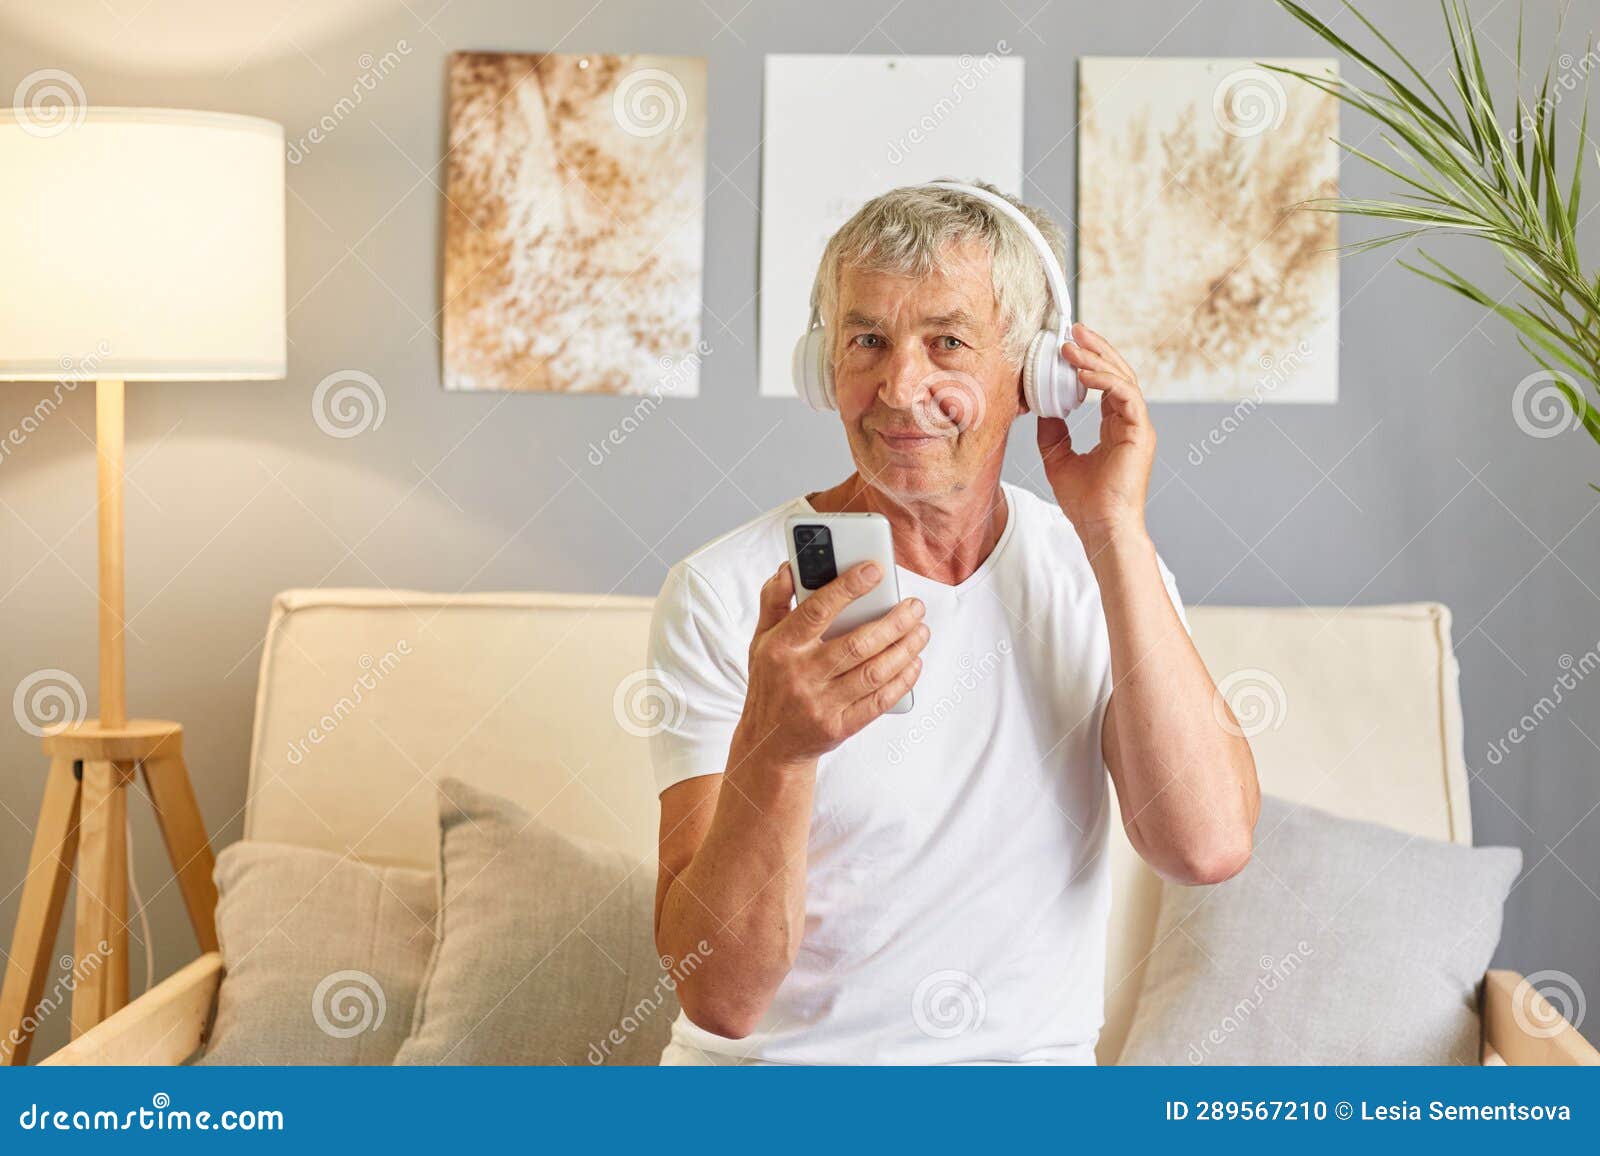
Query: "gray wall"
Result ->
[[3, 0, 1597, 1059]]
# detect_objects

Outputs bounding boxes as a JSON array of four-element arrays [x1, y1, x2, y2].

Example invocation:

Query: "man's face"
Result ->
[[832, 240, 1023, 504]]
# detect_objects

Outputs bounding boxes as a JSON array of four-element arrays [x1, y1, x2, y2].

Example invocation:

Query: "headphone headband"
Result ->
[[922, 181, 1072, 334]]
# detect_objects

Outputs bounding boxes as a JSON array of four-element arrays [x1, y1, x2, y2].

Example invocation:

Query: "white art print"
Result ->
[[759, 52, 1024, 398], [1078, 58, 1340, 403], [443, 52, 707, 395]]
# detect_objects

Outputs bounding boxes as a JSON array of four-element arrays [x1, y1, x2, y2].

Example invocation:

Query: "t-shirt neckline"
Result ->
[[794, 481, 1018, 596]]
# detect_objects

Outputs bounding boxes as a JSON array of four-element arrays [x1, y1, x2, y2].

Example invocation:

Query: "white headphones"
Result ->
[[791, 180, 1085, 420]]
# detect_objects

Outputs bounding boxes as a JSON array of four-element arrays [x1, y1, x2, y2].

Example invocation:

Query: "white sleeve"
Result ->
[[646, 560, 750, 795], [1155, 550, 1192, 636]]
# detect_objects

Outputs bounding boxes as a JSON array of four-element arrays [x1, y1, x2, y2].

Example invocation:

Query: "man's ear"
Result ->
[[1015, 370, 1031, 416]]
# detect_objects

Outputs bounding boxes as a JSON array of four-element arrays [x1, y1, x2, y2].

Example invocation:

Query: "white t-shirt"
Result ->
[[647, 480, 1190, 1065]]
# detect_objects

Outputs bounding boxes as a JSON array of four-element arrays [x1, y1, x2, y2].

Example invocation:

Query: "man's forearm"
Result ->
[[656, 726, 816, 1038], [1088, 526, 1259, 884]]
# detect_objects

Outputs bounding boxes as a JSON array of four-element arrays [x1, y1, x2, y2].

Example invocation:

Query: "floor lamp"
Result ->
[[0, 108, 285, 1063]]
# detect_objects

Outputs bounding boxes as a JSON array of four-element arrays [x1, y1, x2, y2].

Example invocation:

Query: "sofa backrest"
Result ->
[[244, 590, 1469, 1063]]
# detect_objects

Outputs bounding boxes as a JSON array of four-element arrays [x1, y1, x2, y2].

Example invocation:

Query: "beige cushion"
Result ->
[[1118, 796, 1519, 1065], [394, 779, 676, 1065], [244, 589, 1470, 1064], [201, 841, 437, 1065]]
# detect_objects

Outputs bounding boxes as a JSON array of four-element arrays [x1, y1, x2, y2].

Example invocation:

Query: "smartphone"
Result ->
[[785, 512, 915, 715]]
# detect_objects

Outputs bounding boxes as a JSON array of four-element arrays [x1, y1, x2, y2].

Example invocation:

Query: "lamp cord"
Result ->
[[124, 804, 155, 998]]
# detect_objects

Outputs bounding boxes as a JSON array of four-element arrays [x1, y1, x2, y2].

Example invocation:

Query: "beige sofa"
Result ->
[[45, 590, 1598, 1065]]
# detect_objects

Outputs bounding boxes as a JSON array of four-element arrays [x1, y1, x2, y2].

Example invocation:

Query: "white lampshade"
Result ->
[[0, 107, 286, 382]]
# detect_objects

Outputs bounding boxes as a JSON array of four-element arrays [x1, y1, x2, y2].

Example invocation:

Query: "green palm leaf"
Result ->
[[1268, 1, 1600, 468]]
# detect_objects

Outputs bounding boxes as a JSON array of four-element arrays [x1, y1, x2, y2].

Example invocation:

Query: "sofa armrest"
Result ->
[[40, 952, 222, 1066], [1481, 969, 1599, 1066]]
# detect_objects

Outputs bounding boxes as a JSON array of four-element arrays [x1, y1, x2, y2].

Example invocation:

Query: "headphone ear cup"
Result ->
[[1019, 336, 1042, 415], [791, 327, 836, 411], [1026, 330, 1084, 420]]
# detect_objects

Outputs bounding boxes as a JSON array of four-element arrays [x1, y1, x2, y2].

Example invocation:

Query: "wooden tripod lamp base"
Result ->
[[0, 382, 219, 1065], [0, 720, 218, 1065]]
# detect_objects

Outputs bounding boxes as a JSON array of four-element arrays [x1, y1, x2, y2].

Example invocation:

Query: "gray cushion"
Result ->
[[393, 778, 676, 1065], [201, 841, 438, 1065], [1117, 795, 1521, 1065]]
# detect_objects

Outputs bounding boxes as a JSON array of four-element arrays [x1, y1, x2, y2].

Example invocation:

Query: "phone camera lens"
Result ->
[[794, 524, 837, 590]]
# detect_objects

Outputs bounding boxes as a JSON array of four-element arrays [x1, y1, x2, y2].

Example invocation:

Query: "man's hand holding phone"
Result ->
[[730, 561, 927, 770]]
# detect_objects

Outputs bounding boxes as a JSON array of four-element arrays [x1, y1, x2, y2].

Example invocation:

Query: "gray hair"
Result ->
[[810, 179, 1067, 367]]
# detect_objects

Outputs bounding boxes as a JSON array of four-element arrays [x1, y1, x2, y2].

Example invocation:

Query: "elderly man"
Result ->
[[648, 181, 1259, 1065]]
